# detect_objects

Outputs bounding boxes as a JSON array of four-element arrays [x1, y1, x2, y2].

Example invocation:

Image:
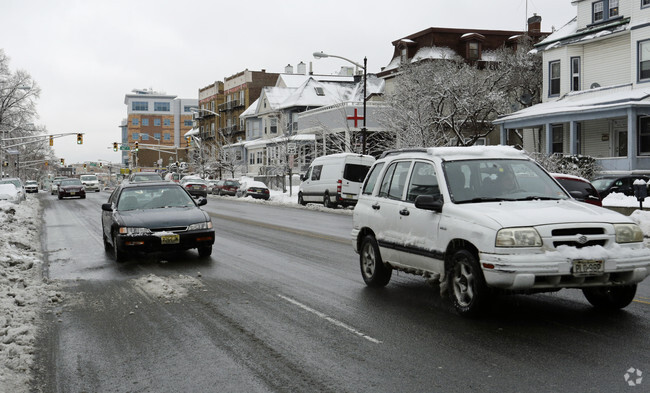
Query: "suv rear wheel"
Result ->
[[582, 285, 637, 310], [360, 235, 392, 287], [448, 249, 488, 317]]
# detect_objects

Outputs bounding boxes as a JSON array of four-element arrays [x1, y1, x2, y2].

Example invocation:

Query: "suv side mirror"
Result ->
[[101, 203, 113, 212], [300, 174, 306, 181], [197, 197, 208, 206], [415, 195, 443, 213]]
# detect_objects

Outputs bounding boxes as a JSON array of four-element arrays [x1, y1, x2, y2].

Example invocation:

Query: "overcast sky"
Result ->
[[0, 0, 576, 164]]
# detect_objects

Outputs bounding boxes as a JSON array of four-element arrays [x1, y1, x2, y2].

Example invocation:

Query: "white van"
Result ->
[[299, 153, 375, 207]]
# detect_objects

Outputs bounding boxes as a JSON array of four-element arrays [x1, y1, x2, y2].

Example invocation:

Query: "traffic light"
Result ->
[[134, 141, 139, 152], [113, 142, 118, 152], [60, 158, 65, 166], [83, 163, 87, 169], [77, 133, 83, 144], [49, 136, 54, 146], [186, 136, 191, 147], [45, 161, 48, 167], [99, 162, 103, 168]]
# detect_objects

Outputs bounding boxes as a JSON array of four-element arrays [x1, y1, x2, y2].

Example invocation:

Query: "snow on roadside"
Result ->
[[0, 196, 52, 393]]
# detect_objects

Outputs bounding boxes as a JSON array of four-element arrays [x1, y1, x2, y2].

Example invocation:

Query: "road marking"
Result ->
[[278, 294, 382, 344], [633, 299, 650, 305]]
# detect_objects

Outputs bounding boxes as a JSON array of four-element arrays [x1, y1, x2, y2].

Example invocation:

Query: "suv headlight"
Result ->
[[496, 227, 542, 247], [119, 227, 152, 235], [614, 223, 644, 243], [188, 221, 213, 231]]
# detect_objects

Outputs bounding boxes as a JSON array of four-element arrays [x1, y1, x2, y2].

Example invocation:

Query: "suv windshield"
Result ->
[[443, 159, 569, 203]]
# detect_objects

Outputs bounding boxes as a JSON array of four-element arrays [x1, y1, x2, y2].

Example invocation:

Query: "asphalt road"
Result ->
[[32, 191, 650, 392]]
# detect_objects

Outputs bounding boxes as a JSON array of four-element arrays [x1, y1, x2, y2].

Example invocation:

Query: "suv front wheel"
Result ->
[[582, 285, 637, 310], [448, 249, 489, 317], [360, 235, 392, 287]]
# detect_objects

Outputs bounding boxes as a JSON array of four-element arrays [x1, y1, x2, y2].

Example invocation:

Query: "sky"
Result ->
[[0, 0, 577, 165]]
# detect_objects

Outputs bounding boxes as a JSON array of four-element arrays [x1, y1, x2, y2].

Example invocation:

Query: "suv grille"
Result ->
[[550, 227, 607, 249]]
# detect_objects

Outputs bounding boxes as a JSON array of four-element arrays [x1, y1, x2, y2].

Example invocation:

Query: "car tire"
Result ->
[[103, 233, 111, 252], [198, 246, 212, 258], [58, 195, 62, 200], [582, 285, 637, 310], [323, 192, 333, 208], [448, 249, 489, 317], [298, 193, 306, 206], [360, 235, 392, 287], [112, 234, 126, 263]]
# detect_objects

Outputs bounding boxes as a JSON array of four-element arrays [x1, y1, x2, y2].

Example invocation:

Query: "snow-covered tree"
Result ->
[[380, 36, 542, 149]]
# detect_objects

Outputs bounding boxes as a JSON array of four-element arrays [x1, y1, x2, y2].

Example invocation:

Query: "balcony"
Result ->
[[218, 100, 239, 112], [219, 124, 239, 135]]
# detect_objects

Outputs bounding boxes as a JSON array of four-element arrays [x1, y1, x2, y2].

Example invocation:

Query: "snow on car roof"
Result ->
[[428, 145, 527, 160]]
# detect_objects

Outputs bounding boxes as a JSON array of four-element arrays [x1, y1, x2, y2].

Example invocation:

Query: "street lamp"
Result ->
[[313, 51, 368, 154]]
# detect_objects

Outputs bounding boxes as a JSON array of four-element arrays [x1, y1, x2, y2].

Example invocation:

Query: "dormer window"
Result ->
[[610, 0, 619, 17], [400, 47, 408, 63], [468, 42, 480, 60], [594, 1, 604, 22], [314, 87, 325, 96]]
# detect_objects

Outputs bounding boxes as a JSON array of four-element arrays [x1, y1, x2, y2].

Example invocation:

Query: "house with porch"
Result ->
[[494, 0, 650, 173]]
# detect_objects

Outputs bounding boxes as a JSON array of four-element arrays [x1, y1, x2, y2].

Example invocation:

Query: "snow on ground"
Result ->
[[0, 187, 647, 391]]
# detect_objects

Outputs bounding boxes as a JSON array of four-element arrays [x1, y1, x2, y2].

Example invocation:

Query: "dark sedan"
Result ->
[[101, 181, 214, 262], [592, 174, 650, 199], [552, 173, 602, 206], [58, 178, 86, 199], [180, 178, 208, 198]]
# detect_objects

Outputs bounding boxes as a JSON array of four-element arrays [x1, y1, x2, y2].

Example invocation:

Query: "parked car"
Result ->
[[207, 180, 220, 194], [101, 181, 214, 262], [164, 172, 181, 183], [0, 183, 21, 203], [210, 180, 225, 195], [591, 174, 650, 199], [299, 153, 375, 207], [126, 172, 163, 183], [58, 178, 86, 199], [0, 178, 26, 201], [236, 180, 270, 200], [24, 180, 39, 193], [180, 177, 208, 198], [214, 179, 240, 196], [552, 173, 602, 206], [80, 174, 101, 192], [352, 146, 650, 316], [50, 176, 67, 195]]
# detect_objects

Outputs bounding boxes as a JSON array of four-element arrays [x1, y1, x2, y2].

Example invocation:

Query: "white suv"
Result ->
[[352, 146, 650, 316]]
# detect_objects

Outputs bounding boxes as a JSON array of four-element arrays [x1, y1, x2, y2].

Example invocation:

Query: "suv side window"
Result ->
[[311, 165, 322, 181], [406, 162, 439, 202], [362, 163, 385, 195], [379, 161, 411, 200]]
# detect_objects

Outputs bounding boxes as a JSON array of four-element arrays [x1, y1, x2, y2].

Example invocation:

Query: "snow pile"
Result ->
[[130, 274, 203, 302], [0, 198, 50, 392], [602, 192, 650, 207]]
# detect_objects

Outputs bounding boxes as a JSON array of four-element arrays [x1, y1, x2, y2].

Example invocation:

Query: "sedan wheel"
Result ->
[[112, 234, 126, 263]]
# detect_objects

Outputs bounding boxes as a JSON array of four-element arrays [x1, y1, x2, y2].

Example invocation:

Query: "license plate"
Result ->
[[160, 234, 180, 244], [572, 259, 604, 276], [70, 192, 76, 195]]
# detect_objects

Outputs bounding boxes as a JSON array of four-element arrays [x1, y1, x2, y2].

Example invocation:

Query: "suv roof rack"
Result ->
[[379, 148, 429, 159]]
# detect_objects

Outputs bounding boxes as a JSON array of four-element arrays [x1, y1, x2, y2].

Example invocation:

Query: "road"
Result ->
[[33, 191, 650, 392]]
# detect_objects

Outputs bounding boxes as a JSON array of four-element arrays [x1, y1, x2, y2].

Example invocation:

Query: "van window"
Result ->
[[362, 163, 385, 195], [406, 162, 439, 202], [311, 165, 322, 181], [343, 164, 371, 183]]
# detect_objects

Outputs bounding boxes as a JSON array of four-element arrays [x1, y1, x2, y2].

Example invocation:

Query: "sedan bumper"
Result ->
[[115, 229, 215, 253]]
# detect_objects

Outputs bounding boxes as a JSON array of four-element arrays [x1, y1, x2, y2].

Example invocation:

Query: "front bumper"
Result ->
[[115, 229, 215, 253], [480, 250, 650, 290]]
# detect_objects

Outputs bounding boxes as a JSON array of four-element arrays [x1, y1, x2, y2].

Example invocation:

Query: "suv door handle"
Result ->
[[372, 203, 380, 210], [399, 208, 410, 216]]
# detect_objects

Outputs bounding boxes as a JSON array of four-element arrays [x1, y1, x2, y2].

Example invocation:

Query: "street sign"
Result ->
[[287, 143, 296, 154], [120, 146, 131, 151]]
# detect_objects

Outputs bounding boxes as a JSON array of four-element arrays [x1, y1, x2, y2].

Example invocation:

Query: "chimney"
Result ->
[[528, 13, 542, 33], [297, 61, 307, 75], [285, 64, 294, 74]]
